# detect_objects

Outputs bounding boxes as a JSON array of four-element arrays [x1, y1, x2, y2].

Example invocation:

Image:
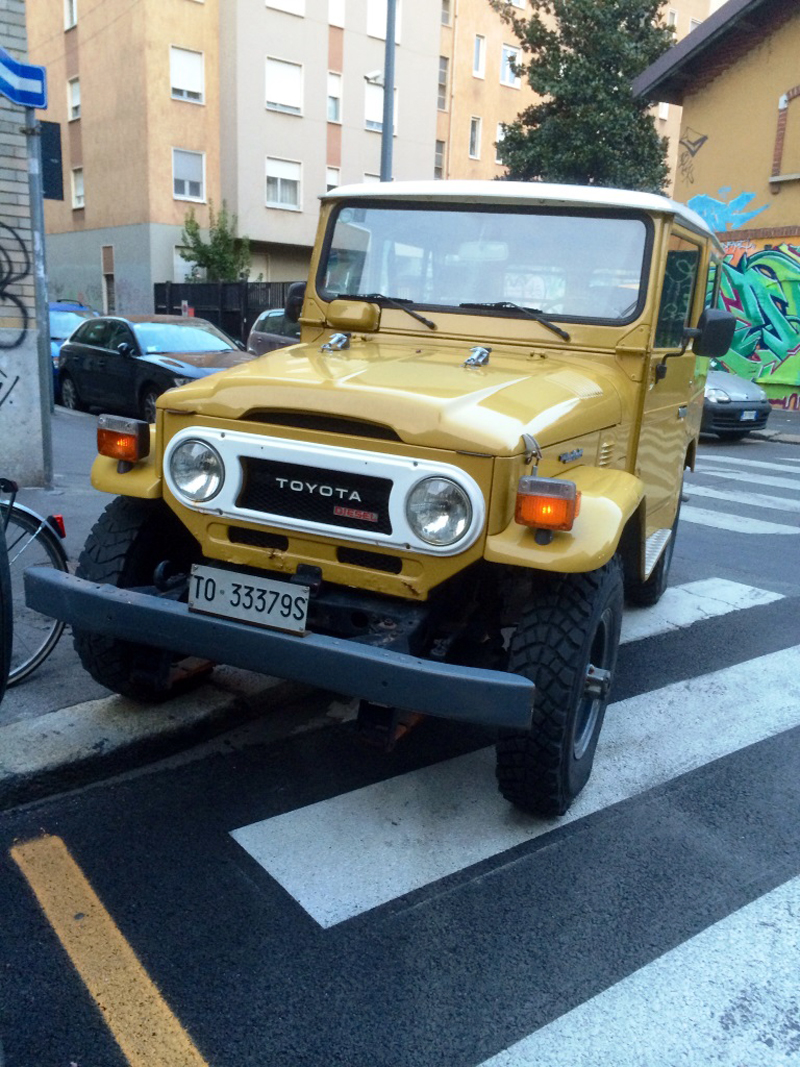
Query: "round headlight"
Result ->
[[169, 439, 224, 502], [406, 477, 472, 546]]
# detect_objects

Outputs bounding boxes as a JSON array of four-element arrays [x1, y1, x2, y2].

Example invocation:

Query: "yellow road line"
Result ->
[[11, 834, 210, 1067]]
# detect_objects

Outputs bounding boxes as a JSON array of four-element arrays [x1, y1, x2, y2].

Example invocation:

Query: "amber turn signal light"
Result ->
[[515, 475, 581, 532], [97, 414, 150, 464]]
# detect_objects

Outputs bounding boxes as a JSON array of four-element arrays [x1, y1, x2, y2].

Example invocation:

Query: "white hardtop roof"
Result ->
[[322, 179, 719, 248]]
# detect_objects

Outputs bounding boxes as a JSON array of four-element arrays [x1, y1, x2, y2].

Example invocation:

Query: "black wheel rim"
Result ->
[[573, 606, 614, 760]]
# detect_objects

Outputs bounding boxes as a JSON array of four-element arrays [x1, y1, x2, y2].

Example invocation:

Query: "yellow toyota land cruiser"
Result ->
[[28, 181, 734, 816]]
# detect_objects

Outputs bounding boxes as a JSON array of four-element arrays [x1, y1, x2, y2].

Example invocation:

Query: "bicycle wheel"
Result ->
[[2, 504, 68, 686], [0, 519, 11, 702]]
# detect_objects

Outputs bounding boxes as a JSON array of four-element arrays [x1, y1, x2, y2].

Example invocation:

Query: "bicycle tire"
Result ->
[[0, 519, 11, 702], [1, 503, 68, 686]]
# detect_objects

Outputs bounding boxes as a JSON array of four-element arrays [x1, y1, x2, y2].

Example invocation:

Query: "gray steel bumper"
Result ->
[[25, 567, 534, 730]]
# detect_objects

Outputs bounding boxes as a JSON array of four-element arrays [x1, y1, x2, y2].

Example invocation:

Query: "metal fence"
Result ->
[[153, 280, 303, 343]]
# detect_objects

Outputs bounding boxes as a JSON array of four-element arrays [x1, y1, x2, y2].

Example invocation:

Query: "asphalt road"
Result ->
[[0, 421, 797, 1065]]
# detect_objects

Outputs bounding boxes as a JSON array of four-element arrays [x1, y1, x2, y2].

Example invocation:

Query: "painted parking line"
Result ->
[[681, 504, 799, 534], [479, 874, 800, 1066], [231, 642, 800, 929], [10, 835, 209, 1067]]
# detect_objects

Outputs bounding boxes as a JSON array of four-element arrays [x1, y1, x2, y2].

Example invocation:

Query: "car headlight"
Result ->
[[705, 387, 730, 403], [169, 439, 224, 502], [405, 477, 472, 546], [757, 388, 767, 401]]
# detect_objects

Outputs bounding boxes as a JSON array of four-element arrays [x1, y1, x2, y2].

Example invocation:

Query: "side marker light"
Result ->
[[515, 475, 581, 532]]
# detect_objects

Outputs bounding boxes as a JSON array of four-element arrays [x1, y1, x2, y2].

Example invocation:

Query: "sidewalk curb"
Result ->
[[0, 676, 308, 810]]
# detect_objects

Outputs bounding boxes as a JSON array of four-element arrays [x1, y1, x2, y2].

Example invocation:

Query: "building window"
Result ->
[[667, 9, 677, 28], [71, 167, 84, 208], [501, 45, 521, 88], [64, 0, 77, 29], [329, 0, 345, 26], [266, 57, 303, 114], [495, 124, 505, 164], [473, 35, 485, 78], [266, 157, 301, 209], [441, 0, 450, 25], [658, 101, 670, 121], [327, 72, 342, 122], [267, 0, 305, 14], [469, 117, 481, 159], [172, 148, 205, 200], [365, 81, 383, 131], [434, 140, 445, 179], [67, 77, 80, 120], [438, 56, 449, 110], [689, 17, 702, 30], [326, 167, 340, 191], [363, 172, 380, 183], [367, 0, 402, 43], [170, 47, 204, 103]]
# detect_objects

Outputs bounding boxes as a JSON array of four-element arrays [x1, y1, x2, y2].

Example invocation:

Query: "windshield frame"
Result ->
[[316, 200, 655, 327]]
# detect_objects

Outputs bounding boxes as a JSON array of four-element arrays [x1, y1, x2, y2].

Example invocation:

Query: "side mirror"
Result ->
[[285, 282, 306, 324], [687, 307, 736, 359]]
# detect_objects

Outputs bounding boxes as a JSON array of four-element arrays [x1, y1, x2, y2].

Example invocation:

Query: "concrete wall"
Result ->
[[0, 0, 48, 486]]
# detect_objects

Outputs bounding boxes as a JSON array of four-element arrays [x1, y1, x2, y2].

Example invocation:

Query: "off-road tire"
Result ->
[[496, 557, 623, 816], [625, 492, 681, 608], [73, 496, 201, 701]]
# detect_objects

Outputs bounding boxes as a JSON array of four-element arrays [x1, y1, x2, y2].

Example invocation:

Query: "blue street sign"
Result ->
[[0, 46, 47, 109]]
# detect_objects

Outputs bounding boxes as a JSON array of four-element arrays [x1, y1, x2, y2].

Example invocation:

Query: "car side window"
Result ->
[[76, 319, 112, 348], [654, 235, 701, 349], [106, 322, 135, 351]]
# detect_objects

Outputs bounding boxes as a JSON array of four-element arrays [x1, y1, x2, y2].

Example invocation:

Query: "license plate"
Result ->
[[740, 410, 757, 421], [188, 564, 309, 634]]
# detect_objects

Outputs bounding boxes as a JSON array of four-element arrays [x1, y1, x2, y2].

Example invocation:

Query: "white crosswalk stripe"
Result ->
[[686, 447, 800, 533], [480, 875, 800, 1067], [681, 504, 799, 534], [686, 483, 800, 513], [231, 581, 796, 930], [698, 455, 800, 474], [692, 468, 800, 492]]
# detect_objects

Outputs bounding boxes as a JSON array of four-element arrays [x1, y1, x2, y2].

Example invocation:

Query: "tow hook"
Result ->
[[356, 700, 424, 751], [584, 665, 612, 701]]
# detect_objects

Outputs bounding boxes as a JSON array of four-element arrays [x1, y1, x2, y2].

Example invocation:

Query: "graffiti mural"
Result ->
[[714, 244, 800, 411], [0, 222, 30, 351]]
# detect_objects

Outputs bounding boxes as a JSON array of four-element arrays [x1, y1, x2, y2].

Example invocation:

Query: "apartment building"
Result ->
[[27, 0, 439, 312], [27, 0, 713, 314]]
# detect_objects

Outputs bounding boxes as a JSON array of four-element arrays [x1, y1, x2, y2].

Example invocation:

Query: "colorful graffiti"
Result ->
[[714, 244, 800, 410]]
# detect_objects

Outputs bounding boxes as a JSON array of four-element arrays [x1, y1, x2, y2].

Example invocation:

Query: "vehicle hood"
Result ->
[[140, 349, 254, 376], [162, 339, 624, 455], [705, 369, 766, 402]]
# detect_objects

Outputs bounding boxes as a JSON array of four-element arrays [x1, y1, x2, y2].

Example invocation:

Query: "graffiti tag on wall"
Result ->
[[0, 221, 30, 408], [688, 187, 770, 232], [678, 127, 708, 186], [714, 244, 800, 408]]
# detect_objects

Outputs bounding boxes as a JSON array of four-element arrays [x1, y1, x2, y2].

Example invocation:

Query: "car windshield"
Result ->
[[50, 310, 94, 339], [132, 322, 235, 354], [319, 201, 650, 322]]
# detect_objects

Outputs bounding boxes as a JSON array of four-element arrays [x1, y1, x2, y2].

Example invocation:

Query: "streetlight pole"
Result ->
[[380, 0, 396, 182]]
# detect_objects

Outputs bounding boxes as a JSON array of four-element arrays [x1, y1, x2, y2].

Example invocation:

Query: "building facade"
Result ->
[[635, 0, 800, 409]]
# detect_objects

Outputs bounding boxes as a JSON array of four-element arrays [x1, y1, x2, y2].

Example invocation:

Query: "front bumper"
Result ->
[[25, 567, 534, 730], [701, 399, 771, 434]]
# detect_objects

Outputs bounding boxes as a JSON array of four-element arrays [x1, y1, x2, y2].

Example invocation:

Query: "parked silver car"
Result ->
[[246, 308, 301, 356], [701, 368, 772, 439]]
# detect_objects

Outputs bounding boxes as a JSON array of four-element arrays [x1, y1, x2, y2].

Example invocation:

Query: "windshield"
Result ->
[[319, 202, 650, 322], [49, 310, 94, 339], [132, 322, 235, 354]]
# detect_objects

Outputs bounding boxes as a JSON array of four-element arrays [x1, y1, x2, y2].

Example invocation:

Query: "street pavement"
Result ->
[[0, 405, 798, 809]]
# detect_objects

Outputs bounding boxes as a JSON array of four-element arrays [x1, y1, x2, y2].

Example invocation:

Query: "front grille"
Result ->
[[238, 457, 393, 534], [338, 546, 403, 573], [247, 411, 401, 441], [709, 407, 770, 431], [229, 527, 289, 551]]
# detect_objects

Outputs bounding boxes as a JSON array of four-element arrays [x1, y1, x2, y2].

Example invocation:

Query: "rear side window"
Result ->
[[655, 235, 701, 348], [73, 319, 112, 347]]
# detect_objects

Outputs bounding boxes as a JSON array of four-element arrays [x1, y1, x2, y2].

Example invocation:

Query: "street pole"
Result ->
[[25, 107, 53, 487], [380, 0, 396, 182]]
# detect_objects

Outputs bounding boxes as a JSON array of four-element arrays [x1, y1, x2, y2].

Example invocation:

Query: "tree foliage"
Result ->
[[490, 0, 674, 192], [179, 201, 251, 281]]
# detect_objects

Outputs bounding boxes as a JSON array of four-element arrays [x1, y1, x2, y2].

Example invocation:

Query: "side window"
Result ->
[[77, 320, 112, 348], [654, 235, 701, 348], [106, 322, 134, 350]]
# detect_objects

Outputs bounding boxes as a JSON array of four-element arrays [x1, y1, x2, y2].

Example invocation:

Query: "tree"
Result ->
[[179, 201, 251, 281], [490, 0, 674, 192]]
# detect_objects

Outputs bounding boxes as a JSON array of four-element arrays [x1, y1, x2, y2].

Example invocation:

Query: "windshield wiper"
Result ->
[[459, 301, 570, 341], [347, 293, 437, 330]]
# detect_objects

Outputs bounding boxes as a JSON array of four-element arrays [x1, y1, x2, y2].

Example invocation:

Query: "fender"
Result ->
[[90, 452, 162, 498], [484, 466, 644, 574]]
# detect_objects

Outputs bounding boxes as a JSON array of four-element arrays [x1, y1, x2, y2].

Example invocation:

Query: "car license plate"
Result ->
[[740, 410, 757, 421], [188, 564, 309, 634]]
